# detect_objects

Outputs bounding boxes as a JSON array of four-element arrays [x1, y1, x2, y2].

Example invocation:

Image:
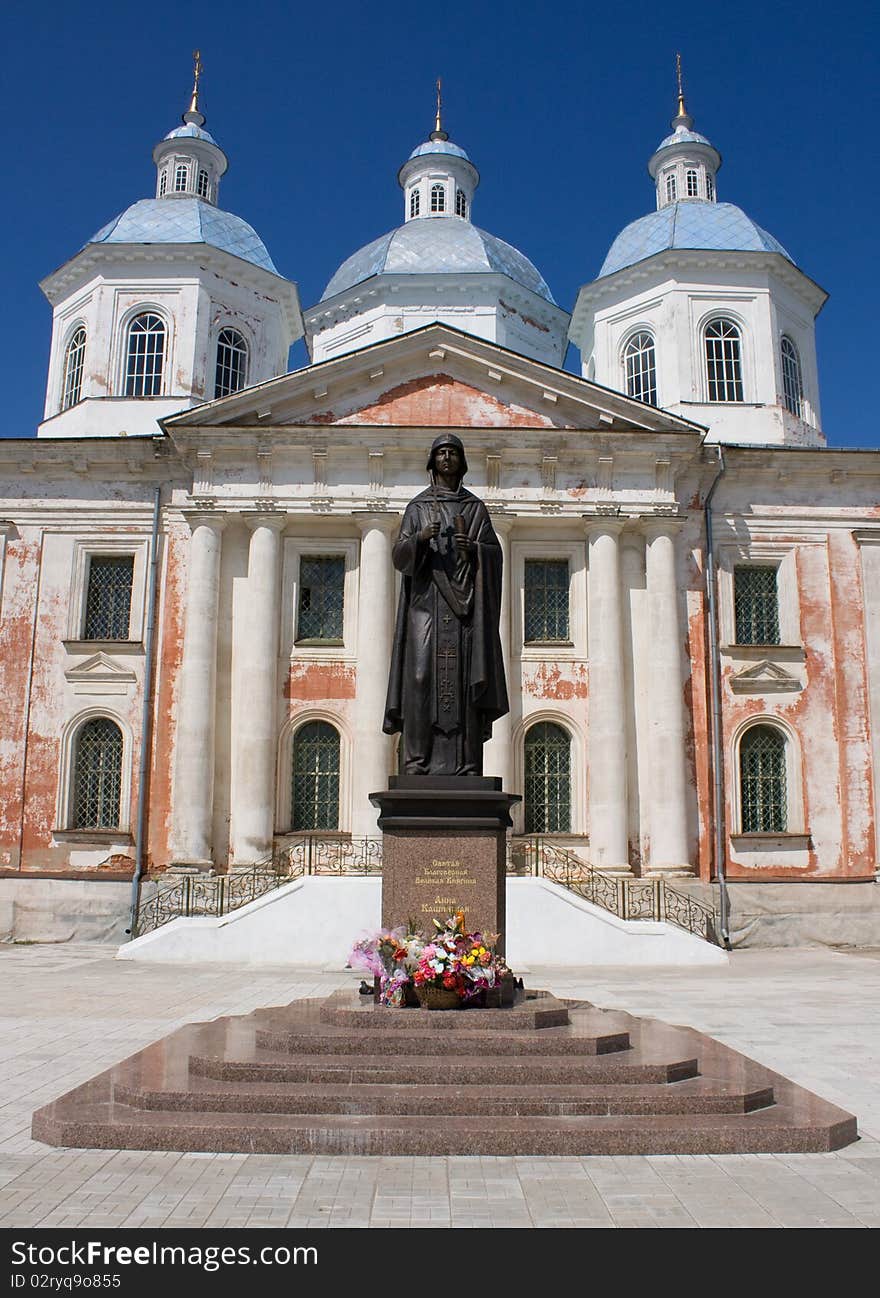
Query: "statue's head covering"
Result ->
[[426, 433, 468, 476]]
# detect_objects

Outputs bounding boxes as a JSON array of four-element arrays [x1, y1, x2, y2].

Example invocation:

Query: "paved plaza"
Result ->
[[1, 943, 879, 1229]]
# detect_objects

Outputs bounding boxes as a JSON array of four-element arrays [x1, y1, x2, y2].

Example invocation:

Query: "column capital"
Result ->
[[639, 515, 686, 541], [241, 511, 287, 533], [488, 513, 515, 536], [352, 510, 400, 534], [583, 512, 626, 538], [181, 509, 227, 534]]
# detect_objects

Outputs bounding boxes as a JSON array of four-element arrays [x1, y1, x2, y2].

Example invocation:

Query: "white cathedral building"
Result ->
[[1, 68, 878, 951]]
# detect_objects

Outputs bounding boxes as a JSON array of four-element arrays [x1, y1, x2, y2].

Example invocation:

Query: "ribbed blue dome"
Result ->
[[88, 198, 278, 273], [654, 127, 713, 151], [163, 122, 218, 145], [321, 216, 554, 303], [599, 201, 792, 278]]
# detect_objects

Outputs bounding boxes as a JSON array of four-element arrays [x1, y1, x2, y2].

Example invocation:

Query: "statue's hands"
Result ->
[[454, 534, 476, 556], [419, 521, 441, 544]]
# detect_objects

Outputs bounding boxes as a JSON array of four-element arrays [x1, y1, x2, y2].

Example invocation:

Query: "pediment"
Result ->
[[65, 653, 137, 694], [729, 660, 803, 694], [163, 323, 705, 439]]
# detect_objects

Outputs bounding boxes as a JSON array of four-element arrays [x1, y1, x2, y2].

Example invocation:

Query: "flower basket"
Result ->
[[417, 986, 462, 1011]]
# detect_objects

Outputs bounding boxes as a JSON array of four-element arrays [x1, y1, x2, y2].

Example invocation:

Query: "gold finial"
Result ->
[[674, 52, 690, 124], [184, 48, 206, 125], [430, 75, 449, 142]]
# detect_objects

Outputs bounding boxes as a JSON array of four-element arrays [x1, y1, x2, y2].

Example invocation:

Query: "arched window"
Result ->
[[623, 332, 657, 405], [214, 327, 249, 399], [739, 725, 787, 833], [61, 327, 86, 411], [704, 318, 744, 402], [686, 168, 699, 197], [409, 188, 420, 217], [72, 718, 123, 829], [781, 336, 804, 418], [291, 721, 340, 831], [455, 189, 467, 218], [706, 174, 715, 201], [197, 169, 209, 199], [524, 722, 571, 834], [159, 169, 168, 197], [124, 313, 166, 397], [174, 163, 188, 192], [665, 173, 677, 202], [430, 183, 446, 213]]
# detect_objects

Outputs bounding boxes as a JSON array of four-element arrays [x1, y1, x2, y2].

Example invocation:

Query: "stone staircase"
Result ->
[[32, 988, 856, 1156]]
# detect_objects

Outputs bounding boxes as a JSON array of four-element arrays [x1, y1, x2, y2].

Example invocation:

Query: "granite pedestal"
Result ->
[[370, 775, 520, 950]]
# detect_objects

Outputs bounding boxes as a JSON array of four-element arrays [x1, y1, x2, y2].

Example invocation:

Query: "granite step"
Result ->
[[113, 1076, 776, 1117], [187, 1049, 701, 1087], [253, 1024, 632, 1057], [32, 1102, 858, 1156]]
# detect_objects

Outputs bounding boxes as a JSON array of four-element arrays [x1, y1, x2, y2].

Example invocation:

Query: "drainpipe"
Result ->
[[704, 446, 731, 948], [127, 486, 162, 937]]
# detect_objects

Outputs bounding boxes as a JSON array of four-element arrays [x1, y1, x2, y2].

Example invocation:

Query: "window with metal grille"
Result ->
[[73, 718, 123, 829], [214, 327, 248, 398], [623, 331, 657, 405], [410, 188, 420, 217], [686, 168, 699, 197], [174, 163, 188, 192], [706, 174, 715, 201], [159, 169, 167, 197], [665, 173, 677, 202], [61, 327, 86, 410], [296, 555, 345, 642], [124, 313, 165, 396], [734, 565, 780, 645], [291, 721, 340, 830], [197, 168, 209, 198], [524, 722, 571, 834], [83, 556, 134, 640], [430, 183, 445, 213], [455, 188, 467, 218], [705, 318, 744, 402], [524, 559, 570, 644], [781, 336, 804, 418], [740, 725, 787, 833]]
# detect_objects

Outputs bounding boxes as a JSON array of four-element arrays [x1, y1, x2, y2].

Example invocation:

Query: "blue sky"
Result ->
[[2, 0, 877, 443]]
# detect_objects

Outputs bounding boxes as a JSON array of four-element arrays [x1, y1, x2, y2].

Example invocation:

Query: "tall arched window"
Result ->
[[124, 313, 166, 397], [704, 318, 744, 402], [291, 721, 341, 831], [686, 168, 699, 197], [214, 328, 249, 398], [73, 718, 123, 829], [174, 163, 188, 192], [665, 173, 677, 202], [780, 336, 804, 418], [524, 722, 571, 834], [623, 332, 657, 405], [430, 183, 446, 213], [61, 327, 86, 411], [410, 189, 420, 217], [197, 168, 209, 198], [706, 174, 715, 201], [740, 725, 787, 833], [159, 169, 168, 197], [455, 189, 467, 218]]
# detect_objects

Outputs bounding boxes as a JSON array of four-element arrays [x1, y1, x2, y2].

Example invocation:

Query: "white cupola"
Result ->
[[37, 56, 302, 439], [569, 64, 828, 447], [305, 89, 569, 367]]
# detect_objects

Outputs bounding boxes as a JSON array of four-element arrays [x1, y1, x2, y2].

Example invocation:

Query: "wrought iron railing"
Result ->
[[132, 834, 718, 945]]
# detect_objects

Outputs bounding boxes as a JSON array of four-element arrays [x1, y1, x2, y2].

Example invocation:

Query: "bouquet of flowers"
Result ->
[[349, 924, 424, 1006], [412, 911, 510, 1005]]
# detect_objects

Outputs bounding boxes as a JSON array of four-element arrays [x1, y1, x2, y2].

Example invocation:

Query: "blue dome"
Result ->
[[164, 122, 218, 145], [321, 216, 554, 303], [654, 127, 713, 151], [598, 202, 792, 278], [408, 138, 470, 161], [88, 198, 279, 274]]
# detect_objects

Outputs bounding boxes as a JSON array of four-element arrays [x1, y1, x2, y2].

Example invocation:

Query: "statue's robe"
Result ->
[[383, 483, 509, 776]]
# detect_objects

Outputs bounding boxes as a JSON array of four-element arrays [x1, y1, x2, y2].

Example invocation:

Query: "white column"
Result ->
[[351, 514, 397, 834], [643, 520, 692, 875], [171, 511, 225, 869], [586, 518, 630, 874], [231, 513, 285, 865], [483, 515, 513, 788]]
